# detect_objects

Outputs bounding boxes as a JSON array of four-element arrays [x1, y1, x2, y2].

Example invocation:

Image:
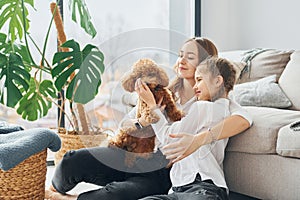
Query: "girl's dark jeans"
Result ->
[[139, 174, 228, 200], [52, 147, 171, 200]]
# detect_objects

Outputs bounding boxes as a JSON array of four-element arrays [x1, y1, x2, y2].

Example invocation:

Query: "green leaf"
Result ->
[[0, 52, 30, 107], [16, 78, 55, 121], [0, 53, 6, 66], [52, 39, 105, 104], [68, 0, 97, 38], [0, 32, 32, 67], [39, 80, 57, 99], [0, 0, 34, 42], [0, 33, 6, 43]]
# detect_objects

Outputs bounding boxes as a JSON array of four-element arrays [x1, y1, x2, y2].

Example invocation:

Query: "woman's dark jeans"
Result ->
[[52, 147, 171, 200]]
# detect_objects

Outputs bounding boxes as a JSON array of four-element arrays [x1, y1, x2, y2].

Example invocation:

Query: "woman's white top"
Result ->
[[152, 98, 232, 190]]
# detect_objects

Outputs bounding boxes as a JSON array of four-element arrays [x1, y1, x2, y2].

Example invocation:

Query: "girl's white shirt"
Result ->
[[175, 92, 252, 124], [152, 98, 231, 190], [119, 94, 252, 191]]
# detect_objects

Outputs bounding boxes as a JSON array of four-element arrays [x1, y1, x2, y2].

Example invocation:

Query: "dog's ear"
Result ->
[[157, 67, 169, 87], [121, 72, 136, 92], [122, 59, 144, 92]]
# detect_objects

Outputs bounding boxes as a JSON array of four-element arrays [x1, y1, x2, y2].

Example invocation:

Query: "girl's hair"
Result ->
[[169, 37, 218, 97], [199, 56, 236, 100]]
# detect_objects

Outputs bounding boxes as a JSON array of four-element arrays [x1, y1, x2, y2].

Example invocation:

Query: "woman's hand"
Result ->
[[135, 78, 156, 109], [162, 132, 203, 163]]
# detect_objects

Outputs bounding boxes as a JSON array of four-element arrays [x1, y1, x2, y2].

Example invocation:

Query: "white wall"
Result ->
[[201, 0, 300, 51]]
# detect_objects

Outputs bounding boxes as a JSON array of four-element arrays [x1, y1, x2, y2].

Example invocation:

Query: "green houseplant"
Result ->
[[0, 0, 105, 133], [0, 0, 108, 164]]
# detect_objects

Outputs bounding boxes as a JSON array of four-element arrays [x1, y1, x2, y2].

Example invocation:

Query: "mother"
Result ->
[[45, 37, 251, 200]]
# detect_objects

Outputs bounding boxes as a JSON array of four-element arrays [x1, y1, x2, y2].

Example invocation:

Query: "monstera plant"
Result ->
[[0, 0, 105, 135]]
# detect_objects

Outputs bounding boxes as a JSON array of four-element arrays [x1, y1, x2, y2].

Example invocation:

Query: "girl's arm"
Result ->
[[150, 103, 206, 146], [162, 115, 250, 162]]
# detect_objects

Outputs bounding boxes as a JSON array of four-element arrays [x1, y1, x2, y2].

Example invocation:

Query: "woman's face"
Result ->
[[176, 41, 200, 80], [193, 65, 218, 101]]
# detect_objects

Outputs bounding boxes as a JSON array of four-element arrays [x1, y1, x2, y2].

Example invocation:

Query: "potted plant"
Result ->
[[0, 0, 108, 164]]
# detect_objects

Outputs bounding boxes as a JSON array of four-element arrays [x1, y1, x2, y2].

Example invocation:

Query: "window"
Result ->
[[0, 0, 194, 130]]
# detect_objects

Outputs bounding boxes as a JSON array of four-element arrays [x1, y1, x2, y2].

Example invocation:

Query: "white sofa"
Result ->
[[221, 49, 300, 200], [120, 49, 300, 199]]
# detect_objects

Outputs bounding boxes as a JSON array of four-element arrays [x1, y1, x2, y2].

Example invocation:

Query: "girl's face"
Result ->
[[193, 64, 220, 101], [176, 41, 200, 80]]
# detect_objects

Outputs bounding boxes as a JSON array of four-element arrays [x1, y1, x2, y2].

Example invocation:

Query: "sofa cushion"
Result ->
[[231, 61, 246, 83], [226, 106, 300, 154], [276, 123, 300, 158], [278, 50, 300, 111], [232, 75, 292, 108], [239, 49, 294, 83]]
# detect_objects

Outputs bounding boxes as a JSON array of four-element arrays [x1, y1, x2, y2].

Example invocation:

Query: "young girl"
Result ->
[[137, 56, 236, 200], [158, 38, 251, 164]]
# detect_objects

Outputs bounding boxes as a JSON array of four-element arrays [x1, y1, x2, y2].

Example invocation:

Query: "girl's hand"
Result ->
[[162, 133, 199, 163], [135, 78, 156, 109]]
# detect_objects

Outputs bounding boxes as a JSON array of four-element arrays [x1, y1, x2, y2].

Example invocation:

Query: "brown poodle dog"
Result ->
[[109, 58, 182, 167]]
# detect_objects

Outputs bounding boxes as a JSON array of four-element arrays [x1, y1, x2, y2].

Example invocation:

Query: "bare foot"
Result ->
[[45, 186, 78, 200], [49, 185, 57, 192]]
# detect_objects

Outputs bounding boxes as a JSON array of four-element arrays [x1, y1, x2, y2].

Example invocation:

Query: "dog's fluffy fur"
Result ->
[[109, 58, 182, 167]]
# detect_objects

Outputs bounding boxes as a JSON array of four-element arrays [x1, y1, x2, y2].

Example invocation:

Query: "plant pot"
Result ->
[[54, 129, 110, 165], [0, 149, 47, 200]]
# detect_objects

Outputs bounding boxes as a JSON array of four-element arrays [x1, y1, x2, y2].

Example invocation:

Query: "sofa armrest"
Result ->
[[277, 122, 300, 158]]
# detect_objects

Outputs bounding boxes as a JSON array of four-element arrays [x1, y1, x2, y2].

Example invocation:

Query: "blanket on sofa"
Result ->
[[0, 128, 61, 171], [0, 120, 24, 134], [241, 48, 271, 78]]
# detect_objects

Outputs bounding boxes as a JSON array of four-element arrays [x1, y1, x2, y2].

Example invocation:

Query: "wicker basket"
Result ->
[[54, 133, 109, 165], [0, 149, 47, 200]]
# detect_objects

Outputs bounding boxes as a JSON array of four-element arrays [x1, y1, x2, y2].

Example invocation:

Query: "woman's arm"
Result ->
[[120, 78, 156, 127], [162, 115, 251, 163]]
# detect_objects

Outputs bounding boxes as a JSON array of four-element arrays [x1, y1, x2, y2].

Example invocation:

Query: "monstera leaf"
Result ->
[[0, 0, 34, 42], [17, 78, 57, 121], [68, 0, 97, 38], [0, 33, 32, 67], [52, 39, 104, 104], [0, 52, 30, 107]]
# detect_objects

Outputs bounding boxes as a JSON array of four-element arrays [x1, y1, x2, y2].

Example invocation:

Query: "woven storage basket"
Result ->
[[0, 149, 47, 200], [54, 133, 109, 165]]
